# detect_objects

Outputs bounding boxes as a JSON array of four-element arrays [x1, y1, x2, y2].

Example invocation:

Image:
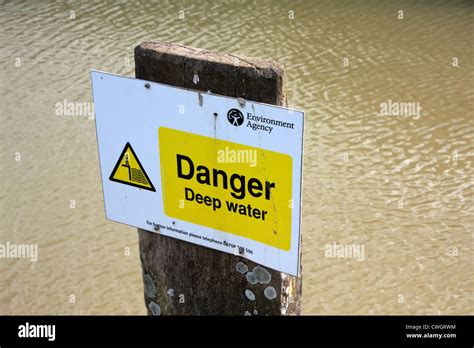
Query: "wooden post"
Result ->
[[134, 41, 302, 315]]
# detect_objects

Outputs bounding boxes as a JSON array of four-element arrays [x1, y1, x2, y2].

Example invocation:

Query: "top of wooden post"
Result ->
[[134, 41, 287, 106]]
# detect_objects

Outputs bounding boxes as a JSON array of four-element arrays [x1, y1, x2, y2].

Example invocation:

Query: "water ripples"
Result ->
[[0, 0, 472, 314]]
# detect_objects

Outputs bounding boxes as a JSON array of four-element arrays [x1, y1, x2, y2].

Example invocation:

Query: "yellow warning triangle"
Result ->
[[109, 142, 156, 191]]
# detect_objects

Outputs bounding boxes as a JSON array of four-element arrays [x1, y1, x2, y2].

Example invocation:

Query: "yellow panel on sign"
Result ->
[[159, 127, 292, 250]]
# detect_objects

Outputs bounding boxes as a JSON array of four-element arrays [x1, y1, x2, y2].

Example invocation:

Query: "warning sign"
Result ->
[[109, 142, 155, 191], [159, 127, 292, 250], [91, 70, 304, 276]]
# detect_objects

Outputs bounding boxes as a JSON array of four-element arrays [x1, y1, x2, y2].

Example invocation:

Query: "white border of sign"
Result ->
[[91, 70, 304, 276]]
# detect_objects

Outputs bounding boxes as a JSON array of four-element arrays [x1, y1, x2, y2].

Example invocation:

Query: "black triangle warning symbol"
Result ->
[[109, 142, 156, 192]]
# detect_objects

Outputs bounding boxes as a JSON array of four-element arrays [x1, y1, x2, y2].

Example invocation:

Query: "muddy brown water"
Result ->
[[0, 0, 472, 314]]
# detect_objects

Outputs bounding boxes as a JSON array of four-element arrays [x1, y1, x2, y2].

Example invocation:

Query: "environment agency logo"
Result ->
[[227, 108, 244, 126]]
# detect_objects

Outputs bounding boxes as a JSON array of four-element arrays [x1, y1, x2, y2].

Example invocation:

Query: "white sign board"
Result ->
[[91, 70, 304, 275]]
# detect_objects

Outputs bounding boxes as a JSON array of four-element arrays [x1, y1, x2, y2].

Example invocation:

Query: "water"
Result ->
[[0, 0, 472, 314]]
